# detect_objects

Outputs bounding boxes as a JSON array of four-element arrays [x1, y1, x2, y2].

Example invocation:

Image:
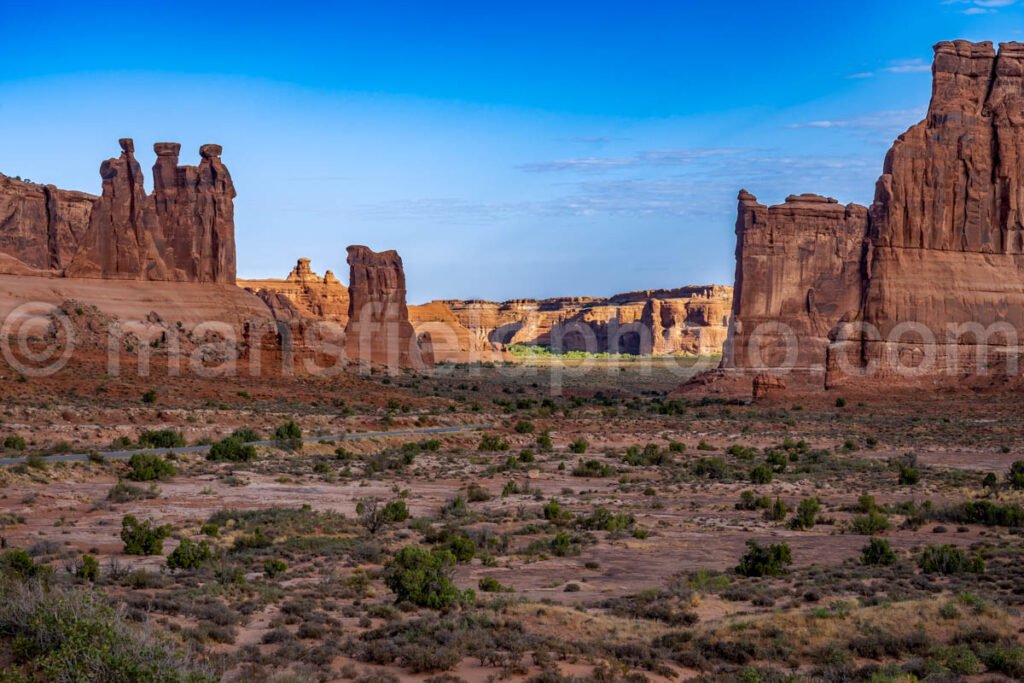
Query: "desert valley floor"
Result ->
[[1, 355, 1023, 682]]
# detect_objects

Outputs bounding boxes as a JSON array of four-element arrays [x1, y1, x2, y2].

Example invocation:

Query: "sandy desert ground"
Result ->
[[1, 352, 1024, 683]]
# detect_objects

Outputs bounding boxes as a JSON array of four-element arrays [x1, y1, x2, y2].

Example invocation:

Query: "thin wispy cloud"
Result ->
[[357, 149, 884, 224], [554, 135, 630, 144], [787, 108, 925, 131], [943, 0, 1017, 14], [883, 59, 931, 73], [517, 148, 746, 173], [846, 57, 933, 79]]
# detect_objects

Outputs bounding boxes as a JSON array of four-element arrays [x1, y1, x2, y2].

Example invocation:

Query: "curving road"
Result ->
[[0, 424, 488, 467]]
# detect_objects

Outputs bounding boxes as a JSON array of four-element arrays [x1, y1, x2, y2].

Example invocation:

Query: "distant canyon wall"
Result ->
[[244, 261, 732, 362], [0, 139, 236, 283], [723, 40, 1024, 385]]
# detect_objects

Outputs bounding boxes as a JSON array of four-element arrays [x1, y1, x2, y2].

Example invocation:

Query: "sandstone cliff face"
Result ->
[[723, 192, 868, 371], [724, 40, 1024, 384], [345, 245, 432, 368], [0, 176, 94, 275], [417, 286, 732, 359], [0, 139, 236, 283], [861, 41, 1024, 374]]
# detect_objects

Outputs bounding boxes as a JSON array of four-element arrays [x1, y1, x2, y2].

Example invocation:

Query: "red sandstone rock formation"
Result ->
[[723, 40, 1024, 387], [0, 139, 236, 283], [344, 245, 432, 368], [860, 40, 1024, 378], [0, 176, 94, 275], [722, 192, 867, 372], [240, 258, 350, 323]]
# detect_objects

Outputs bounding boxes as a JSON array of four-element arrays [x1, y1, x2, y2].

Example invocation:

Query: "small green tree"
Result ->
[[3, 435, 26, 451], [735, 540, 792, 577], [120, 515, 171, 555], [384, 545, 470, 609]]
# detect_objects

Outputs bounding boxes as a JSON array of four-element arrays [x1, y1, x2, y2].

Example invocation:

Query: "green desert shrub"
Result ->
[[572, 459, 611, 477], [274, 420, 302, 440], [938, 500, 1024, 527], [0, 580, 215, 681], [166, 538, 214, 571], [918, 544, 984, 575], [137, 429, 185, 449], [749, 464, 773, 485], [568, 438, 589, 454], [850, 509, 891, 535], [861, 538, 896, 566], [207, 436, 257, 462], [263, 559, 288, 578], [120, 515, 171, 556], [127, 453, 176, 481], [478, 576, 513, 593], [735, 540, 792, 577], [514, 420, 535, 434], [789, 498, 821, 530], [230, 427, 260, 442], [478, 434, 509, 451], [75, 554, 100, 582], [0, 549, 47, 580], [1007, 460, 1024, 489]]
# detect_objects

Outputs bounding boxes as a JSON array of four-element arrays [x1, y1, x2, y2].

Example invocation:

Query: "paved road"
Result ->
[[0, 424, 488, 467]]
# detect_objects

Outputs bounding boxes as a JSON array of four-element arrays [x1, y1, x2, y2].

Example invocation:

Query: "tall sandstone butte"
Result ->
[[723, 40, 1024, 385], [344, 245, 432, 368], [0, 138, 236, 283]]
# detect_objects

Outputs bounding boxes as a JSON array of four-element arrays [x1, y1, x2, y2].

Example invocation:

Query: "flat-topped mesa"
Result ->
[[344, 245, 433, 369], [0, 138, 237, 283], [723, 190, 868, 371]]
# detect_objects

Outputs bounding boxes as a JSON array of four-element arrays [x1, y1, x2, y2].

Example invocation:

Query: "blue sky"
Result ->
[[2, 1, 1023, 302]]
